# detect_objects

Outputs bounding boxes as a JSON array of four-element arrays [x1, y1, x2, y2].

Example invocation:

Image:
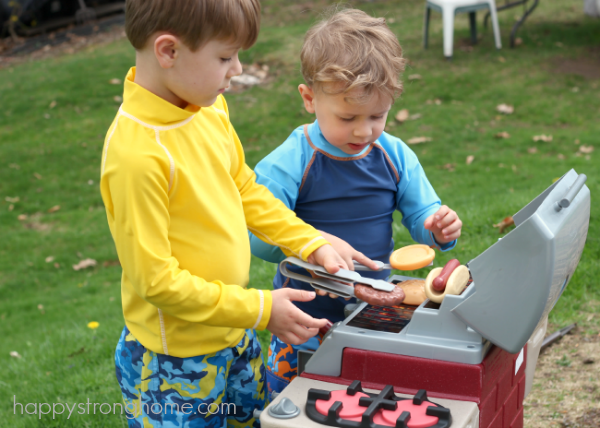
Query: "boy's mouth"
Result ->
[[347, 142, 369, 151]]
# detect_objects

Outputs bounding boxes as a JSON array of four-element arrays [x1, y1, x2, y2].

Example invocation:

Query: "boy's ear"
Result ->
[[154, 34, 180, 69], [298, 84, 316, 114]]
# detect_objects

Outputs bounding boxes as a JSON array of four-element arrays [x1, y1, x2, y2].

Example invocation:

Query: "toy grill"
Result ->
[[260, 169, 590, 428]]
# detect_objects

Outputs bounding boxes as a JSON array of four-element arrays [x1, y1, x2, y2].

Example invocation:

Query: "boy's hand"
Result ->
[[318, 231, 379, 273], [267, 289, 329, 345], [306, 243, 348, 274], [424, 205, 462, 244]]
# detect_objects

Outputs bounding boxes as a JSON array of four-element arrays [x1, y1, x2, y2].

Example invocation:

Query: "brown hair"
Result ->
[[300, 8, 405, 103], [125, 0, 261, 51]]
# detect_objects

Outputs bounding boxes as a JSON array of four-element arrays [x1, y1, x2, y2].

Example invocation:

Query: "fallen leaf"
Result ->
[[88, 179, 94, 185], [45, 256, 54, 263], [408, 74, 422, 80], [493, 216, 515, 233], [409, 113, 422, 120], [395, 109, 409, 123], [495, 131, 510, 139], [466, 155, 474, 165], [9, 163, 20, 169], [442, 163, 455, 172], [103, 260, 121, 267], [514, 37, 523, 46], [113, 95, 123, 103], [68, 347, 85, 358], [512, 165, 517, 172], [37, 304, 45, 314], [496, 104, 514, 114], [434, 98, 442, 105], [5, 196, 19, 203], [43, 113, 50, 119], [574, 139, 580, 145], [557, 153, 565, 160], [87, 321, 100, 329], [54, 263, 60, 269], [8, 204, 13, 211], [49, 100, 57, 109], [73, 258, 97, 271], [533, 134, 553, 142], [17, 214, 27, 221], [33, 172, 42, 180], [571, 87, 579, 93], [555, 42, 564, 48], [10, 351, 21, 359], [498, 56, 506, 63], [579, 145, 594, 154], [47, 205, 60, 213], [407, 136, 432, 145], [527, 147, 538, 154], [109, 78, 122, 85]]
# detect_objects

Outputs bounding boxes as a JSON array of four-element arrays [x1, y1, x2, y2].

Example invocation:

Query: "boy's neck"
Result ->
[[133, 52, 188, 109]]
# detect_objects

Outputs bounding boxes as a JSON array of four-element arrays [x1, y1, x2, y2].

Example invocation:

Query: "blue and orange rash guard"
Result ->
[[250, 121, 456, 322], [100, 68, 330, 358]]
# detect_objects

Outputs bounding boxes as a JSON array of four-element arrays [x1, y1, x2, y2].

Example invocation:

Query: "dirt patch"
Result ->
[[524, 317, 600, 428], [0, 14, 126, 69], [550, 46, 600, 79]]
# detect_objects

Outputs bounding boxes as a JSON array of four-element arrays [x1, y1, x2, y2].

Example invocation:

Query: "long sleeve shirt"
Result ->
[[249, 121, 455, 321], [100, 68, 328, 357]]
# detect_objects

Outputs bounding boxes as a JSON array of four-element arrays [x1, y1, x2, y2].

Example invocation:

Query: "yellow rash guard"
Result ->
[[100, 68, 328, 357]]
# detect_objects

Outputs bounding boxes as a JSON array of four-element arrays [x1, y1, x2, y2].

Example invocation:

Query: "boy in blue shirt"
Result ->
[[249, 8, 463, 395]]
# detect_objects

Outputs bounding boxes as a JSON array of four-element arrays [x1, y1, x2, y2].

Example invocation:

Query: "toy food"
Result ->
[[389, 244, 435, 270], [354, 283, 405, 307], [424, 263, 470, 303], [397, 279, 427, 306], [432, 259, 461, 291]]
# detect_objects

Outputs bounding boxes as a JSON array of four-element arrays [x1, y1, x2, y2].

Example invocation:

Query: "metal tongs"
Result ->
[[279, 257, 395, 299]]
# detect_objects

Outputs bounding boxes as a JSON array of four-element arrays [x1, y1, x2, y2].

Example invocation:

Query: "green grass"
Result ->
[[1, 0, 599, 426]]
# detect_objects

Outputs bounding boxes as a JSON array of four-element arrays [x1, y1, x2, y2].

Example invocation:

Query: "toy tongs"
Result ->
[[279, 257, 395, 299]]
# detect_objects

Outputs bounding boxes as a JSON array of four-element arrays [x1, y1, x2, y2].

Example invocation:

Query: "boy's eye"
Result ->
[[372, 115, 385, 120], [221, 57, 232, 62], [340, 117, 354, 122]]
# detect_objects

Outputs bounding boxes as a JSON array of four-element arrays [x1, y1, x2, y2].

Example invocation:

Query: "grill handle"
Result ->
[[555, 173, 587, 211]]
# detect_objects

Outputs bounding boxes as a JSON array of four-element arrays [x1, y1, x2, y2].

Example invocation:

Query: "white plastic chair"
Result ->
[[424, 0, 502, 59]]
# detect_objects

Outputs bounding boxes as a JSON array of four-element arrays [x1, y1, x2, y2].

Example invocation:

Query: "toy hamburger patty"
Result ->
[[354, 282, 405, 307]]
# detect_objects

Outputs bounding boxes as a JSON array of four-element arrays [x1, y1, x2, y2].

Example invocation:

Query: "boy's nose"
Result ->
[[353, 123, 372, 139], [228, 55, 243, 78]]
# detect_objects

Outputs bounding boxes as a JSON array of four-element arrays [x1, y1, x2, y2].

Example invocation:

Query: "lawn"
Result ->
[[1, 0, 599, 426]]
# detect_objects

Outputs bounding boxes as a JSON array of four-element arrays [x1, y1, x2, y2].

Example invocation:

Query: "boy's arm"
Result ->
[[384, 135, 457, 251], [248, 131, 307, 263], [102, 137, 272, 330]]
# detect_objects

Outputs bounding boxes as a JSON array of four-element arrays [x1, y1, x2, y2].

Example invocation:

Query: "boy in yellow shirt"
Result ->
[[100, 1, 375, 426]]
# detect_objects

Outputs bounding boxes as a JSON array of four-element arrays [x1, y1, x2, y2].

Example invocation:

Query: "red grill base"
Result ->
[[301, 344, 527, 428]]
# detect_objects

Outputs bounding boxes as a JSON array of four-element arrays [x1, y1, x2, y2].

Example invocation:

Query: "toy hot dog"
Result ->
[[424, 259, 470, 303], [432, 259, 461, 291]]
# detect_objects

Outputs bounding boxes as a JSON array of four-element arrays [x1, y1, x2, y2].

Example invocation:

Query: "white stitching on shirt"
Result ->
[[251, 290, 265, 329], [299, 236, 328, 260], [101, 114, 121, 175], [247, 226, 298, 257], [157, 309, 169, 355], [118, 107, 194, 131], [154, 130, 175, 192]]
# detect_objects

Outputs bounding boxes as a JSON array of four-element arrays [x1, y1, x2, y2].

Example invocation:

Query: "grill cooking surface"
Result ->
[[346, 304, 416, 333]]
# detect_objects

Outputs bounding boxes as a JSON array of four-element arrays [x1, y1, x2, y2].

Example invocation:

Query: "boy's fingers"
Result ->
[[315, 289, 327, 296], [292, 309, 329, 329], [352, 252, 379, 271], [287, 289, 318, 302], [291, 324, 319, 342], [423, 213, 434, 230]]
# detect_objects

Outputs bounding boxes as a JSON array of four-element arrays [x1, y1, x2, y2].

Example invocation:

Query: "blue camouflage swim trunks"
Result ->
[[115, 326, 265, 428]]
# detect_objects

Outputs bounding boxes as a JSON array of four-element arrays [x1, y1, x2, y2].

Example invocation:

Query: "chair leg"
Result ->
[[469, 12, 477, 45], [442, 6, 456, 59], [424, 6, 431, 49], [488, 2, 502, 49]]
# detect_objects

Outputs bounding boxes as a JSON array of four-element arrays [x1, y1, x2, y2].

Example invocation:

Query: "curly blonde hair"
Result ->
[[301, 8, 406, 103]]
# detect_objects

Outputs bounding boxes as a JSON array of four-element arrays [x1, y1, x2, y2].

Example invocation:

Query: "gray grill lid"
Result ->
[[452, 169, 590, 353]]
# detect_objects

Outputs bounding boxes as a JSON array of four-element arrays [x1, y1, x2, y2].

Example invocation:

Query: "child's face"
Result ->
[[166, 38, 243, 107], [299, 84, 391, 155]]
